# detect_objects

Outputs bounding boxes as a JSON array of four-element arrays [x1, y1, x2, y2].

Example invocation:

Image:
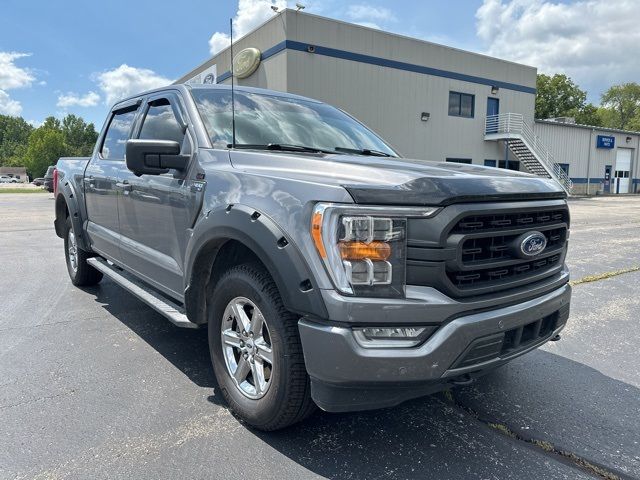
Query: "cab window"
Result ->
[[101, 107, 138, 159], [139, 98, 186, 145]]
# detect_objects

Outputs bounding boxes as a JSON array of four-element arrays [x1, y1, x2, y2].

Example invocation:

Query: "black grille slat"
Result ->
[[452, 209, 568, 234]]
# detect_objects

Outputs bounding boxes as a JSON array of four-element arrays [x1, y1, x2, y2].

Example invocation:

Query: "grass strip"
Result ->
[[0, 188, 48, 194], [570, 266, 640, 286]]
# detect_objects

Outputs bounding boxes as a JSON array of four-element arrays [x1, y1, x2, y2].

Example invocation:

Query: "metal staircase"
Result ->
[[485, 113, 573, 194]]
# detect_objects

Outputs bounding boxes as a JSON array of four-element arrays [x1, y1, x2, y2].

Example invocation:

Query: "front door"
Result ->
[[614, 148, 632, 194], [117, 93, 198, 299], [486, 97, 500, 133], [84, 105, 139, 260]]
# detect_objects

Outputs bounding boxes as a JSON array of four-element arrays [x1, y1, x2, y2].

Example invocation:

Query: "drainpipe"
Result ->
[[504, 142, 509, 170], [634, 135, 640, 194], [586, 128, 594, 196]]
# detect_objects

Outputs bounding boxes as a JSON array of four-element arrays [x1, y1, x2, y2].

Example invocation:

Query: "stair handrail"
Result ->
[[485, 113, 573, 192]]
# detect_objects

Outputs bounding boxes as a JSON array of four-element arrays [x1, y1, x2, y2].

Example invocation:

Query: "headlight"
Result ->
[[311, 203, 439, 297]]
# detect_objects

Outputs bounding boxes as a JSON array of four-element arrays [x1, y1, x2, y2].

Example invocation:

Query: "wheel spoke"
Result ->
[[234, 357, 251, 383], [222, 329, 242, 348], [255, 341, 273, 365], [251, 360, 265, 395], [250, 310, 264, 336], [231, 301, 251, 332]]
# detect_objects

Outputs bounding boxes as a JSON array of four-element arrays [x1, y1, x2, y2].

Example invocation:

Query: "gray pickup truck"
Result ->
[[55, 84, 571, 430]]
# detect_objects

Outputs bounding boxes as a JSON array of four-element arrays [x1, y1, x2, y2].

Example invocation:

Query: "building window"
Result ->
[[498, 160, 520, 171], [446, 158, 472, 164], [484, 159, 497, 167], [558, 163, 569, 176], [448, 91, 475, 118]]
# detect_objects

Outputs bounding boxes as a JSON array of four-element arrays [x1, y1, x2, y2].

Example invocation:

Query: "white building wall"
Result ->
[[178, 10, 538, 168]]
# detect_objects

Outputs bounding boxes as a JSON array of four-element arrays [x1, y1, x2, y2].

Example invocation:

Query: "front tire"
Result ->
[[208, 263, 315, 430], [63, 217, 103, 286]]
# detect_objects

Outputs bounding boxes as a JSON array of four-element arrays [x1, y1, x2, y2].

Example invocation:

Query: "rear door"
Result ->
[[117, 92, 198, 299], [84, 103, 139, 260]]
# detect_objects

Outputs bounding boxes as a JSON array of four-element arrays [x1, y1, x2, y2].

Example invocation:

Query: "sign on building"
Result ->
[[187, 64, 217, 85], [596, 135, 615, 149]]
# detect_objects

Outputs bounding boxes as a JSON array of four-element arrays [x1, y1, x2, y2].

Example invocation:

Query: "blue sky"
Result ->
[[1, 0, 638, 127]]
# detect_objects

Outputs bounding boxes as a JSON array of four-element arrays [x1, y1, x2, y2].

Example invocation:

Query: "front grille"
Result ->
[[453, 311, 562, 369], [448, 253, 562, 289], [405, 201, 570, 298], [460, 227, 565, 264]]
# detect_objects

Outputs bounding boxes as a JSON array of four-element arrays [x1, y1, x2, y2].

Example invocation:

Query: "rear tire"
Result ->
[[64, 216, 103, 286], [208, 263, 316, 431]]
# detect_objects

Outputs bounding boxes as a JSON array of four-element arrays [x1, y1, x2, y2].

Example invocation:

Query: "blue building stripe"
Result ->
[[570, 178, 604, 184], [217, 40, 536, 94]]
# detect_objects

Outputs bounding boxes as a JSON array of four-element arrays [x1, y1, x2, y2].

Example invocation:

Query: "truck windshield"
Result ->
[[190, 89, 397, 156]]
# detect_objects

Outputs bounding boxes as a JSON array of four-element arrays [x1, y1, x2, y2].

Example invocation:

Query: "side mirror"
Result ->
[[125, 139, 189, 176]]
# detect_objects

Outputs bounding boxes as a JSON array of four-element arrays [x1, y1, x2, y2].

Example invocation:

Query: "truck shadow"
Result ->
[[245, 351, 640, 479], [90, 280, 639, 479], [90, 279, 216, 388]]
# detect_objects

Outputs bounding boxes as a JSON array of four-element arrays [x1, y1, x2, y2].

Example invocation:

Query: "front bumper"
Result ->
[[299, 283, 571, 412]]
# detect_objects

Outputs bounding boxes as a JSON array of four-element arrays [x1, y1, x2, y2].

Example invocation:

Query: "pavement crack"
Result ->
[[442, 389, 631, 480], [570, 266, 640, 286], [0, 390, 75, 411]]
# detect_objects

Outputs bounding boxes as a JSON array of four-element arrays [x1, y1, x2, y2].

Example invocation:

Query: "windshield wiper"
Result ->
[[334, 147, 393, 157], [228, 143, 336, 154]]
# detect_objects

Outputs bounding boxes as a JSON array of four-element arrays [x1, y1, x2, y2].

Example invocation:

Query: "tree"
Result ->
[[0, 115, 33, 166], [61, 114, 99, 156], [24, 127, 66, 178], [568, 104, 603, 127], [535, 74, 587, 120], [601, 83, 640, 130]]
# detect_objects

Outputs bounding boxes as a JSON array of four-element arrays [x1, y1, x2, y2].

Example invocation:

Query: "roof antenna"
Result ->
[[230, 17, 237, 148]]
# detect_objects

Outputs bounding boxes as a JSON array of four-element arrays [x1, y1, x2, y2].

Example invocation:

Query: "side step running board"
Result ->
[[87, 257, 198, 329]]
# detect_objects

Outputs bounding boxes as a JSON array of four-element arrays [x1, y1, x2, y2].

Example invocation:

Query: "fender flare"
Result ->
[[184, 204, 328, 322], [54, 178, 90, 251]]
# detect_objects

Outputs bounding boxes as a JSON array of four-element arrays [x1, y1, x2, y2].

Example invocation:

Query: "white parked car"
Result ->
[[0, 176, 19, 183]]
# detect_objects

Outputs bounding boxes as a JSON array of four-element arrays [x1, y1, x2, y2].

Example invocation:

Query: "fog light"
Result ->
[[353, 326, 437, 348]]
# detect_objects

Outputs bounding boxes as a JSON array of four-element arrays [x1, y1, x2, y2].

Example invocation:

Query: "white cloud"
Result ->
[[0, 90, 22, 116], [476, 0, 640, 97], [56, 91, 100, 108], [208, 0, 287, 55], [95, 64, 172, 106], [0, 52, 35, 90], [346, 4, 397, 23], [354, 21, 381, 30], [209, 32, 232, 57]]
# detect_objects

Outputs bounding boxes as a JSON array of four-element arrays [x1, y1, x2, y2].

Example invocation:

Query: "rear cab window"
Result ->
[[101, 106, 139, 160]]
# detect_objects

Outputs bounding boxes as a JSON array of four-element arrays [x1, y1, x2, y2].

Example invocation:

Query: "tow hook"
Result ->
[[550, 334, 561, 342], [450, 374, 475, 386]]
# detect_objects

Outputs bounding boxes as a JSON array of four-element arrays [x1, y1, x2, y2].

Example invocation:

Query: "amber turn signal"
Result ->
[[311, 212, 327, 259], [339, 241, 391, 261]]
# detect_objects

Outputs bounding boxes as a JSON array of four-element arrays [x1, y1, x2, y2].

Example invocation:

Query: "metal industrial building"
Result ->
[[534, 120, 639, 195], [178, 8, 635, 195]]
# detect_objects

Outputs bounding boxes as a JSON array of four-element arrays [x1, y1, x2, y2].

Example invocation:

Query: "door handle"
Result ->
[[83, 176, 95, 187], [116, 180, 132, 192]]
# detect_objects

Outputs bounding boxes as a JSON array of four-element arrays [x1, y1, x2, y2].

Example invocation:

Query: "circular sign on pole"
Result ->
[[233, 48, 262, 79]]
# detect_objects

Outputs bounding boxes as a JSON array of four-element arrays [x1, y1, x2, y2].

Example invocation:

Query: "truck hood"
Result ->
[[228, 151, 566, 206]]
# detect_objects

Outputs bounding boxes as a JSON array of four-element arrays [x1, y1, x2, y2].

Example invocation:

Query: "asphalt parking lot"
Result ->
[[1, 193, 639, 480]]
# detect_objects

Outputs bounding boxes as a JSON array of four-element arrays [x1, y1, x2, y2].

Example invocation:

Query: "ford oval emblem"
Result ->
[[519, 231, 547, 257]]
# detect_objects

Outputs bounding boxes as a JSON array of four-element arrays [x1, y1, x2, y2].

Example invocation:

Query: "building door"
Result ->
[[614, 148, 632, 194], [486, 98, 499, 133]]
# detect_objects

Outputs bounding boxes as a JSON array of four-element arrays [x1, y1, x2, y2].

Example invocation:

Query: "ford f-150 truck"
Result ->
[[55, 84, 571, 430]]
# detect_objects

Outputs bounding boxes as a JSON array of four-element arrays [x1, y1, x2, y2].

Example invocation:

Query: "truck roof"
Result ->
[[111, 83, 323, 111]]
